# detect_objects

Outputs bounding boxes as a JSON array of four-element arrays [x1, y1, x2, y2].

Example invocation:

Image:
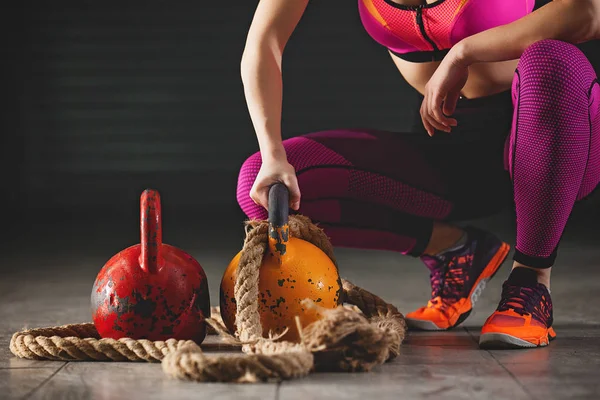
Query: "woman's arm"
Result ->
[[241, 0, 308, 162], [421, 0, 600, 135], [456, 0, 600, 65], [241, 0, 309, 210]]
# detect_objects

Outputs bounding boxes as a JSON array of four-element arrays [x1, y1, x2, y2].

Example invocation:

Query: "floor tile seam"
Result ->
[[21, 362, 67, 400], [464, 327, 536, 399]]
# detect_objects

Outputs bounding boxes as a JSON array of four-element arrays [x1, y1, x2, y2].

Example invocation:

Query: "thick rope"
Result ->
[[161, 215, 405, 382], [162, 217, 315, 382], [9, 323, 193, 362], [341, 280, 407, 360], [9, 215, 406, 383], [233, 222, 268, 342], [302, 303, 397, 372], [162, 342, 313, 383], [205, 306, 226, 335]]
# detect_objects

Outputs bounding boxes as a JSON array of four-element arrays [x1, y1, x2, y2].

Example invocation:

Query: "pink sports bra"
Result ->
[[359, 0, 552, 62]]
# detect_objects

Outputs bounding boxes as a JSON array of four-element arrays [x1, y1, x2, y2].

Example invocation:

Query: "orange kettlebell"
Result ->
[[220, 183, 342, 342]]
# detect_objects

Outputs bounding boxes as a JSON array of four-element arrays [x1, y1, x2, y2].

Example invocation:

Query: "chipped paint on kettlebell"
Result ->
[[91, 190, 210, 343], [220, 236, 342, 342], [268, 224, 289, 262]]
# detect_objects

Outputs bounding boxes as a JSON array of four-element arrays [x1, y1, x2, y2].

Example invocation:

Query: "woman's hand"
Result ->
[[421, 47, 470, 136], [250, 156, 301, 211]]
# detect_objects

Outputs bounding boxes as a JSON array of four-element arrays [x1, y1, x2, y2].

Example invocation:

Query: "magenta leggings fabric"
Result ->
[[237, 40, 600, 268], [509, 40, 600, 267]]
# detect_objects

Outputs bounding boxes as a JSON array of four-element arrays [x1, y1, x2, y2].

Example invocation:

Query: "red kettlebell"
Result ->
[[91, 189, 210, 343]]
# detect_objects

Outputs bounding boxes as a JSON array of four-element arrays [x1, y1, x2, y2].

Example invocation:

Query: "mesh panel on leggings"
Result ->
[[510, 40, 599, 261], [579, 81, 600, 199], [236, 131, 455, 255], [236, 152, 265, 220], [348, 170, 452, 219], [236, 137, 352, 220]]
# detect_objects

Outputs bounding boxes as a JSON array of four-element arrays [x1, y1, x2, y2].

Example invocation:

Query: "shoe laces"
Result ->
[[498, 282, 545, 316], [427, 254, 471, 309]]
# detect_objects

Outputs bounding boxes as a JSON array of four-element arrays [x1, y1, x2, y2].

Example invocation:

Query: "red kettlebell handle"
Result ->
[[139, 189, 163, 274]]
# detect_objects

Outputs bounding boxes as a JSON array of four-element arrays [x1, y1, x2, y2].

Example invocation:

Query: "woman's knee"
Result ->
[[512, 39, 597, 149], [236, 150, 265, 219], [237, 135, 339, 219], [236, 133, 352, 218], [516, 39, 596, 100]]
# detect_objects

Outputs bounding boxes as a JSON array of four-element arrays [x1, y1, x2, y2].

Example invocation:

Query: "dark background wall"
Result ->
[[2, 1, 599, 226]]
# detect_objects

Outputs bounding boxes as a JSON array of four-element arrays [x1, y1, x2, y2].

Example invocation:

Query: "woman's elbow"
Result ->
[[240, 51, 252, 82], [240, 44, 280, 83], [240, 44, 264, 82]]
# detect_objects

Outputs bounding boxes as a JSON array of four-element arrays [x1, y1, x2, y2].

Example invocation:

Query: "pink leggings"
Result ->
[[237, 40, 600, 269]]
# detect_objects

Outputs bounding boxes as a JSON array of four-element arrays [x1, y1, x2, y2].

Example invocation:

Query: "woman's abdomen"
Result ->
[[392, 53, 519, 99]]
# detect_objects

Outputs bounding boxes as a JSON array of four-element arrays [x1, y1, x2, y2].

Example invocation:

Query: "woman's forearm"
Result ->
[[241, 46, 286, 162], [455, 0, 600, 65], [240, 0, 307, 163]]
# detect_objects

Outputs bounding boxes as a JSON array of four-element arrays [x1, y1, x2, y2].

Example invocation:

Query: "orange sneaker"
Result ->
[[480, 268, 556, 348], [406, 226, 510, 331]]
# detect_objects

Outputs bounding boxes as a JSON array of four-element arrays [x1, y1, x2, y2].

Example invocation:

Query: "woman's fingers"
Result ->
[[283, 175, 301, 210], [420, 102, 435, 136], [422, 103, 450, 134], [427, 114, 451, 133], [250, 184, 269, 209], [422, 94, 449, 134], [428, 91, 457, 128], [250, 161, 300, 211], [443, 91, 461, 118], [422, 118, 435, 136]]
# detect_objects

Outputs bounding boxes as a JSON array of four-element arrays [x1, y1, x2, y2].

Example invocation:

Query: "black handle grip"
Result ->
[[268, 183, 289, 227]]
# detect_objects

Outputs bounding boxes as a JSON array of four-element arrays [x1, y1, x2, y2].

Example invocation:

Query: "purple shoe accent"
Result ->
[[420, 226, 506, 308], [498, 268, 554, 328]]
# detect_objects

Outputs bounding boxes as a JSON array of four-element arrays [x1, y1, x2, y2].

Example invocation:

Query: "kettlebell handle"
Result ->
[[268, 183, 290, 261], [139, 189, 163, 274], [268, 183, 289, 227]]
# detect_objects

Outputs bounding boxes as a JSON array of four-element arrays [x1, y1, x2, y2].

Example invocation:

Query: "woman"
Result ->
[[236, 0, 600, 348]]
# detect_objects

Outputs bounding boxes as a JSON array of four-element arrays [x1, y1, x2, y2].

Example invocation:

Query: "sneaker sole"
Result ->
[[406, 241, 510, 331], [405, 319, 447, 331], [479, 328, 556, 349], [479, 333, 539, 348]]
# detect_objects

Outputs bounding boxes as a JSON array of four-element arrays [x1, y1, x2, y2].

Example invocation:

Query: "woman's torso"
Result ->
[[359, 0, 551, 98]]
